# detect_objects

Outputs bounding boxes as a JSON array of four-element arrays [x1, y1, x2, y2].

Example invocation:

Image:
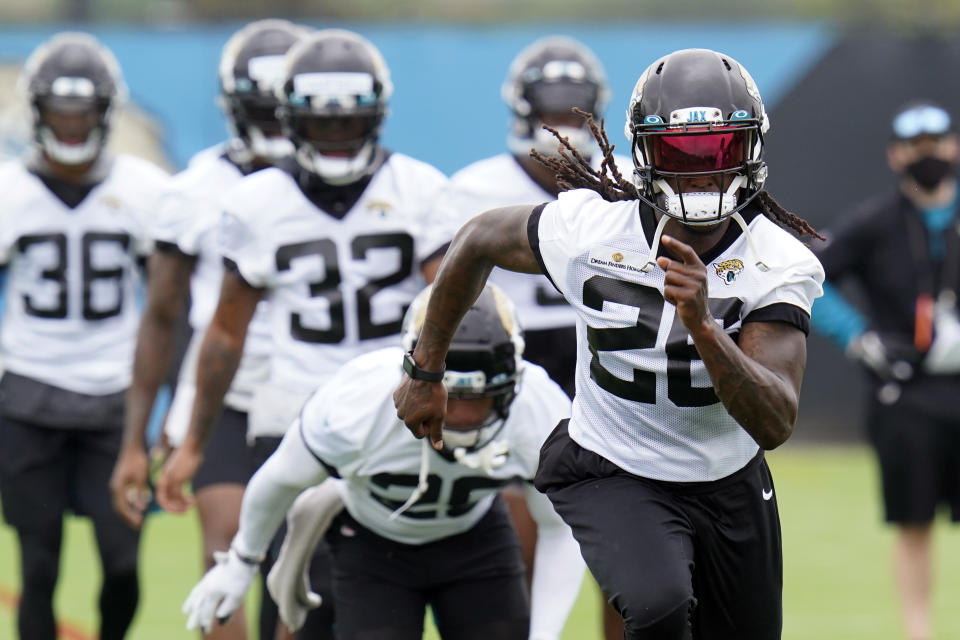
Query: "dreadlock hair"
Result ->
[[531, 108, 825, 241]]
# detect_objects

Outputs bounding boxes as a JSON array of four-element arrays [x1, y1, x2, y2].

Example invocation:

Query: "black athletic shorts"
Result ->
[[192, 408, 257, 492], [867, 400, 960, 524], [0, 414, 123, 528], [535, 420, 782, 640], [523, 326, 576, 398], [327, 497, 529, 640]]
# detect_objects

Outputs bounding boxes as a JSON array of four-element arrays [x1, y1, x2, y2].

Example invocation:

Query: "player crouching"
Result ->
[[181, 284, 584, 639]]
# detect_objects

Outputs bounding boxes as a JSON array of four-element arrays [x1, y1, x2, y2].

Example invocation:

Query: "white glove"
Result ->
[[182, 546, 259, 633], [846, 331, 913, 381], [267, 480, 344, 633]]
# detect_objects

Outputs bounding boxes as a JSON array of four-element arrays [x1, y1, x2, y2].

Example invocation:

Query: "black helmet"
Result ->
[[401, 283, 525, 450], [502, 35, 609, 158], [277, 29, 392, 185], [21, 32, 127, 165], [625, 48, 769, 225], [218, 19, 304, 162]]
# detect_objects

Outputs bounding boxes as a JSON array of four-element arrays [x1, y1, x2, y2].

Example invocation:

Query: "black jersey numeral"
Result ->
[[369, 472, 514, 519], [275, 232, 415, 344], [583, 274, 742, 407], [17, 231, 132, 320]]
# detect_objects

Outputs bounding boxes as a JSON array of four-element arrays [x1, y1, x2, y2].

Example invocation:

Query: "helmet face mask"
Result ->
[[278, 30, 392, 185], [219, 19, 302, 164], [21, 33, 126, 166], [625, 49, 769, 226], [503, 36, 610, 159], [401, 284, 525, 455]]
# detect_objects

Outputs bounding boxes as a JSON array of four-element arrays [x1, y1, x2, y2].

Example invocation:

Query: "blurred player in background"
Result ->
[[108, 19, 304, 640], [395, 48, 825, 639], [182, 284, 585, 640], [0, 33, 168, 640], [154, 27, 450, 636], [434, 35, 626, 639], [812, 100, 960, 640]]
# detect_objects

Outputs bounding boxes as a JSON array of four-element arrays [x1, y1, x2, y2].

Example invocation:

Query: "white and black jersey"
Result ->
[[0, 154, 167, 395], [298, 347, 571, 545], [530, 189, 824, 482], [220, 153, 450, 437], [437, 153, 631, 332], [151, 146, 272, 423]]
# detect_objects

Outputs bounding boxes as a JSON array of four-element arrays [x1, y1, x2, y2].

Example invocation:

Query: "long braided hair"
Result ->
[[531, 108, 824, 241]]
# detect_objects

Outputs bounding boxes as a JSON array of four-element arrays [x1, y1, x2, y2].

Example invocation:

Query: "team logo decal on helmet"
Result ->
[[21, 32, 127, 165], [277, 29, 392, 185], [503, 36, 610, 159], [401, 283, 525, 455], [624, 48, 769, 227], [219, 19, 304, 164]]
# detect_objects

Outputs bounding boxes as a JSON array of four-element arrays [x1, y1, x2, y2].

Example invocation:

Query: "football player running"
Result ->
[[181, 284, 585, 640], [108, 19, 304, 640], [155, 26, 450, 630], [395, 49, 825, 639], [0, 33, 168, 640], [435, 36, 627, 639]]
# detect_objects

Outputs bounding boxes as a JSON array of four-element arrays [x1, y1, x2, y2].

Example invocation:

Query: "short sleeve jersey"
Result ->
[[0, 154, 169, 394], [220, 153, 450, 394], [438, 153, 631, 332], [531, 189, 824, 481], [151, 147, 272, 362], [298, 346, 571, 544]]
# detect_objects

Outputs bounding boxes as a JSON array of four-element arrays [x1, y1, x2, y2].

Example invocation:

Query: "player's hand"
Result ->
[[109, 445, 152, 529], [394, 376, 447, 450], [183, 547, 258, 633], [846, 330, 914, 382], [657, 235, 711, 333], [156, 444, 202, 513]]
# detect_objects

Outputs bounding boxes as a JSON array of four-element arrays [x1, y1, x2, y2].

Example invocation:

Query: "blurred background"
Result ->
[[2, 1, 960, 638]]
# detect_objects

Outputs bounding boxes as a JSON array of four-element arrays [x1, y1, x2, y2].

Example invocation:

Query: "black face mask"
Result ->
[[905, 156, 955, 190]]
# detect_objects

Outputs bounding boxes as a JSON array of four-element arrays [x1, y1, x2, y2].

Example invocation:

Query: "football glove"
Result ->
[[267, 480, 344, 632], [182, 545, 259, 633]]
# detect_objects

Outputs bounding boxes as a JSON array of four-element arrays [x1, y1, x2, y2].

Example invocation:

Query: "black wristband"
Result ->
[[402, 351, 445, 382]]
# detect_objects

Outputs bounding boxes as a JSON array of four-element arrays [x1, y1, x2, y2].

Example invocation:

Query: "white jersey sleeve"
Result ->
[[531, 191, 824, 482]]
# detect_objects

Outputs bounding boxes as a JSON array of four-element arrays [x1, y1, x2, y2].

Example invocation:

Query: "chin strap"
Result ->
[[453, 441, 509, 476], [729, 211, 771, 272], [640, 213, 670, 273], [388, 438, 431, 521]]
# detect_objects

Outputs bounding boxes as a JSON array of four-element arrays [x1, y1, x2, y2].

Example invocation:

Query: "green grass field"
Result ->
[[2, 444, 960, 639]]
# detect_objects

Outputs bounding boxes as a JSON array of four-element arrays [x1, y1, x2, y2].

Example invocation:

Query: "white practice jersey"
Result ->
[[298, 347, 571, 544], [152, 146, 272, 411], [532, 189, 824, 482], [0, 155, 168, 395], [221, 153, 449, 407], [437, 152, 630, 331]]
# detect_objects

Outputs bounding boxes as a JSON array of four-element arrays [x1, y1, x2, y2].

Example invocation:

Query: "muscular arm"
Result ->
[[111, 250, 194, 526], [123, 250, 196, 451], [691, 319, 805, 449], [182, 269, 263, 452], [658, 234, 804, 450], [394, 205, 539, 445]]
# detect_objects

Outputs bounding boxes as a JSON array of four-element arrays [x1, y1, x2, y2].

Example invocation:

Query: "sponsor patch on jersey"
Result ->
[[587, 245, 650, 275], [713, 258, 744, 284]]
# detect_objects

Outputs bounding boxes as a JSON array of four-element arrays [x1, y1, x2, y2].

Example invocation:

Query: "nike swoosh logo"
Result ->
[[762, 488, 774, 501]]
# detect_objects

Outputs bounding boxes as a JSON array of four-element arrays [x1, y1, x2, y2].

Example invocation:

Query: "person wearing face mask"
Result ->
[[811, 100, 960, 640]]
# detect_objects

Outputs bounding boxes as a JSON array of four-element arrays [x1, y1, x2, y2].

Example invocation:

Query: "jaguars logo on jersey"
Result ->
[[713, 258, 744, 285]]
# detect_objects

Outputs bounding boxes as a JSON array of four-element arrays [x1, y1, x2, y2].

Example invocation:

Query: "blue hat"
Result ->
[[891, 102, 952, 140]]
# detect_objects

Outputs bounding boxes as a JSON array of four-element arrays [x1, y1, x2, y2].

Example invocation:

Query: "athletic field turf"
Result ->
[[2, 445, 960, 639]]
